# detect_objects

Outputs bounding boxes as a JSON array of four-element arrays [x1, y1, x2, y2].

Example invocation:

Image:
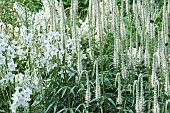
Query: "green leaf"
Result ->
[[0, 110, 5, 113], [76, 103, 86, 112], [107, 98, 116, 107], [69, 109, 74, 113], [57, 108, 68, 113], [70, 86, 77, 97], [57, 86, 68, 98], [45, 102, 55, 113], [53, 105, 57, 113]]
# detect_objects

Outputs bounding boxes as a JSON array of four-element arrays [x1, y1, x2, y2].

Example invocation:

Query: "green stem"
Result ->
[[29, 99, 32, 113]]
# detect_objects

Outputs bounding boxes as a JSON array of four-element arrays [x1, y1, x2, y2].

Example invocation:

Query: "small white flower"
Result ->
[[132, 48, 137, 58], [0, 77, 5, 85], [10, 103, 17, 113], [18, 93, 29, 106], [14, 27, 19, 32], [11, 40, 18, 45], [19, 99, 29, 107], [15, 73, 24, 83], [15, 86, 22, 92], [0, 54, 5, 65], [13, 2, 18, 10], [79, 19, 83, 24], [11, 93, 19, 102], [8, 59, 17, 71], [7, 24, 13, 30], [14, 3, 24, 17], [0, 39, 8, 51], [23, 87, 32, 96], [5, 72, 15, 82]]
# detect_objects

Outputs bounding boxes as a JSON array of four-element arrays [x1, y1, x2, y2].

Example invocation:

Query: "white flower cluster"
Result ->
[[10, 87, 32, 113], [0, 34, 18, 87], [1, 1, 83, 111], [0, 38, 6, 65], [0, 30, 40, 112], [0, 3, 42, 112], [15, 73, 39, 90], [9, 72, 39, 113]]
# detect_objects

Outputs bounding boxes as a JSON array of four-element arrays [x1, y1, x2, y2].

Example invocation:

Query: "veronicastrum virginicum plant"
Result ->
[[0, 0, 170, 113]]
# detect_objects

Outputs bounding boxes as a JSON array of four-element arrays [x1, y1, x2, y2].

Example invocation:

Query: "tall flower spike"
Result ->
[[121, 61, 127, 79], [113, 39, 120, 67], [138, 74, 144, 112], [151, 51, 160, 87], [117, 73, 122, 105], [95, 61, 101, 100], [110, 0, 116, 32], [163, 63, 169, 95], [125, 0, 129, 15], [153, 80, 160, 113], [95, 0, 100, 46], [71, 0, 78, 54], [168, 0, 170, 15], [133, 80, 139, 113], [87, 0, 94, 61], [59, 0, 65, 65], [100, 0, 105, 33], [50, 0, 56, 31], [144, 48, 150, 68], [85, 73, 91, 113]]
